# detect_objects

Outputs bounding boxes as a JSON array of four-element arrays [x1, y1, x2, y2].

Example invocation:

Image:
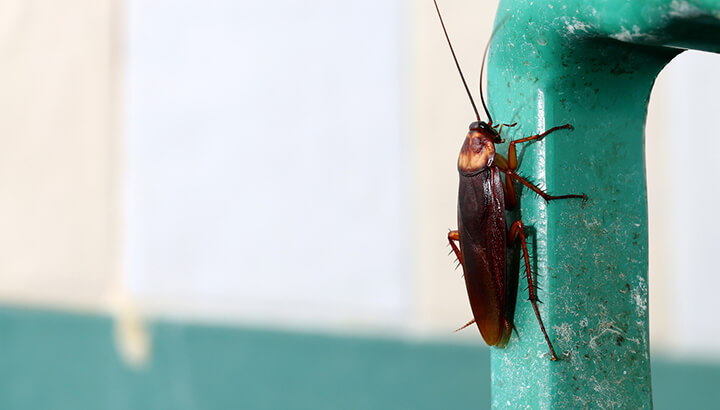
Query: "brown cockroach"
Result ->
[[433, 0, 585, 361]]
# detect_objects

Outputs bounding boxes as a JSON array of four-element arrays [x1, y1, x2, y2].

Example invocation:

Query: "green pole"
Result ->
[[487, 0, 720, 408]]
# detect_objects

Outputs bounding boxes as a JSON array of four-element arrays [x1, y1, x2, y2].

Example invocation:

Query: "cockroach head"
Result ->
[[469, 121, 501, 143], [458, 123, 497, 175]]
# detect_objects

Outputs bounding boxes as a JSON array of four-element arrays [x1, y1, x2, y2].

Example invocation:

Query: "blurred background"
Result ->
[[0, 0, 719, 408]]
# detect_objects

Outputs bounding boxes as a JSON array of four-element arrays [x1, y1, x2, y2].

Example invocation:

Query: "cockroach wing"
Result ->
[[457, 166, 508, 346]]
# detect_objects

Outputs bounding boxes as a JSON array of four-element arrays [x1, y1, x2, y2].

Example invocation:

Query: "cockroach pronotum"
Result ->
[[434, 0, 585, 361]]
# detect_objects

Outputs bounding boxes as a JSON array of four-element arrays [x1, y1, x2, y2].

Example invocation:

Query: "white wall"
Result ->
[[646, 50, 720, 357], [125, 0, 413, 331]]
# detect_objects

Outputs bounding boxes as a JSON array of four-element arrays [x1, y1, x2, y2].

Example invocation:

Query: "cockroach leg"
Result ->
[[494, 123, 585, 204], [508, 219, 559, 361], [506, 171, 585, 203], [496, 122, 517, 136], [455, 318, 476, 332], [507, 124, 572, 170], [503, 175, 517, 210], [448, 230, 463, 265], [492, 154, 517, 210], [449, 231, 476, 333]]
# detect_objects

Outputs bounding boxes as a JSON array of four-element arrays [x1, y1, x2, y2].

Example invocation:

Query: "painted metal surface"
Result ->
[[487, 0, 720, 408]]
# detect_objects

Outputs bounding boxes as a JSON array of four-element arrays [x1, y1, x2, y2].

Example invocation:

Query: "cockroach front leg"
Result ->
[[494, 124, 586, 207], [508, 219, 558, 361], [493, 121, 517, 137]]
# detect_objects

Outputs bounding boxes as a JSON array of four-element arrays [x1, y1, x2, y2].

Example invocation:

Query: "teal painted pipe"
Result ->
[[487, 0, 720, 408]]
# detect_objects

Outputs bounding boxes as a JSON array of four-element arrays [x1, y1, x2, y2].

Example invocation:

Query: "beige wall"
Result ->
[[410, 0, 499, 334], [0, 0, 121, 311]]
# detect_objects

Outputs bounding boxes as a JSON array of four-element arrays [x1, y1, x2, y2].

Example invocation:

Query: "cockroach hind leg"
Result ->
[[510, 323, 519, 338], [509, 219, 559, 361], [496, 321, 514, 348], [454, 319, 475, 332]]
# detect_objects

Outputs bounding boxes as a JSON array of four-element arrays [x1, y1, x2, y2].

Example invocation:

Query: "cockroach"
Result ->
[[434, 0, 585, 361]]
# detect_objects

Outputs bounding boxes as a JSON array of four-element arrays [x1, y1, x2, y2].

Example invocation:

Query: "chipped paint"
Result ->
[[564, 17, 593, 34], [610, 25, 658, 42], [670, 0, 704, 17], [633, 276, 649, 318]]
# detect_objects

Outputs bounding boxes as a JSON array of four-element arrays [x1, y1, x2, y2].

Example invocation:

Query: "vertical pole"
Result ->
[[487, 0, 720, 408]]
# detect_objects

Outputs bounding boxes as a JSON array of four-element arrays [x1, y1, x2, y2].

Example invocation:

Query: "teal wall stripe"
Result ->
[[0, 307, 714, 409]]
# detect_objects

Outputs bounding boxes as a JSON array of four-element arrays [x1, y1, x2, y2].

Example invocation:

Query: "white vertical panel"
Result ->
[[647, 50, 720, 356], [126, 0, 410, 329]]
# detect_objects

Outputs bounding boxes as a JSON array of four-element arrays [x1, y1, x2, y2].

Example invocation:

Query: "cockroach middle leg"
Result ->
[[505, 170, 586, 203], [508, 219, 559, 361], [494, 124, 585, 205]]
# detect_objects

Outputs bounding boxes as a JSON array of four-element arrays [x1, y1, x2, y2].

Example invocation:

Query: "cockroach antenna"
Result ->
[[432, 0, 482, 122], [478, 39, 493, 125], [479, 14, 512, 126]]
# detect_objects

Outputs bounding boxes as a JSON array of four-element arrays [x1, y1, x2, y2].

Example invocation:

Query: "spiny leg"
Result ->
[[448, 230, 476, 331], [494, 123, 585, 205], [494, 154, 542, 211], [447, 230, 463, 266], [508, 219, 558, 361], [455, 318, 475, 332], [503, 168, 586, 203]]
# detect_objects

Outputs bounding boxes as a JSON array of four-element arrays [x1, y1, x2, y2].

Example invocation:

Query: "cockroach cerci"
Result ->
[[433, 0, 585, 361]]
